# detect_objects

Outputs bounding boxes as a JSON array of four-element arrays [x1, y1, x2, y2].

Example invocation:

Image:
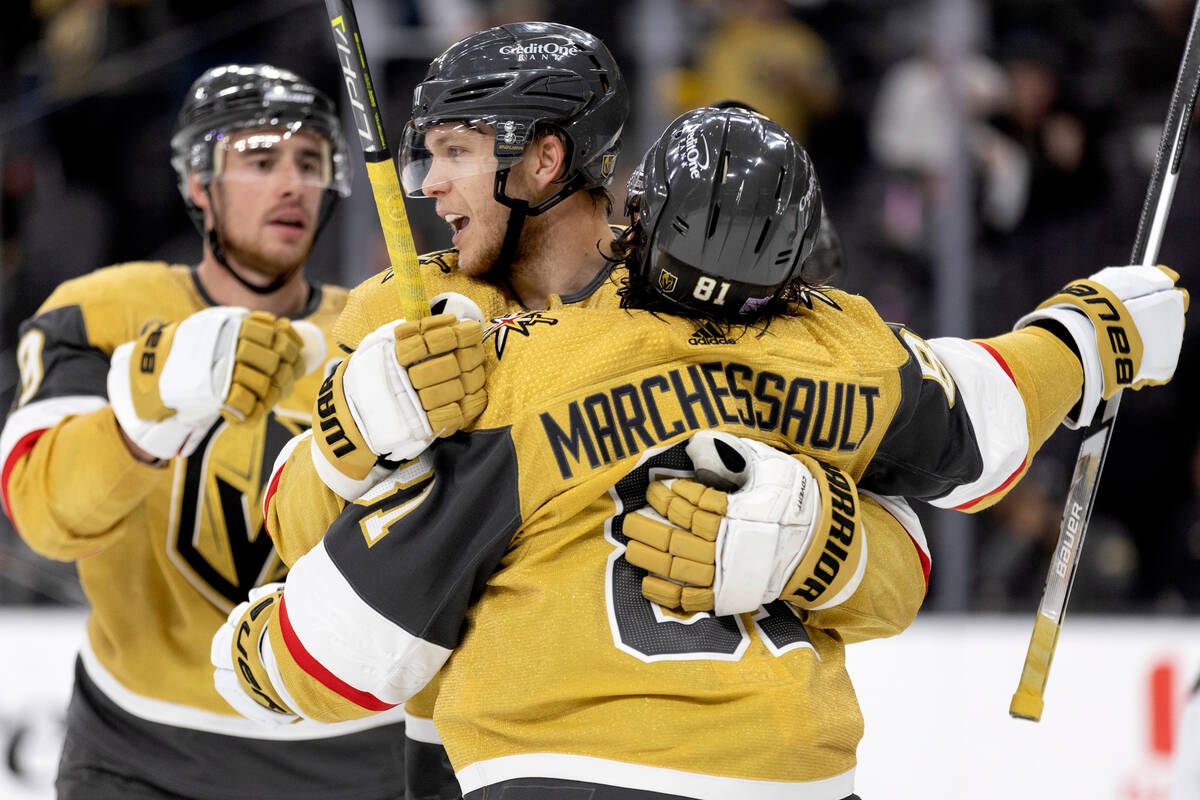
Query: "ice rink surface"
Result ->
[[2, 610, 1196, 799]]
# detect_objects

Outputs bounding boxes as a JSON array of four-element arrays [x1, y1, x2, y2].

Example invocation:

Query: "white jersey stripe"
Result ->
[[456, 752, 856, 799], [923, 339, 1029, 509], [283, 541, 452, 708], [80, 638, 405, 740]]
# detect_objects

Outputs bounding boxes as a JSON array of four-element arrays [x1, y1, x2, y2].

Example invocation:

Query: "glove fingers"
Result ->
[[460, 365, 486, 395], [625, 511, 673, 550], [641, 575, 683, 609], [669, 531, 716, 564], [239, 313, 280, 347], [648, 483, 724, 541], [224, 384, 259, 422], [418, 379, 467, 411], [680, 586, 715, 613], [232, 364, 272, 400], [460, 389, 488, 424], [426, 405, 465, 437], [394, 321, 430, 365], [626, 540, 673, 576], [410, 353, 462, 390], [670, 557, 714, 586], [237, 338, 283, 376]]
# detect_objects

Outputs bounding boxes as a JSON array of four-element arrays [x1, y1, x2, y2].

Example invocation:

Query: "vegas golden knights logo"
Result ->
[[169, 412, 307, 609], [601, 153, 617, 178], [658, 270, 678, 293]]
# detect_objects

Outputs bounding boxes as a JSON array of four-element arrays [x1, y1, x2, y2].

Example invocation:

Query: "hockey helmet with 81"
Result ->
[[625, 107, 823, 319]]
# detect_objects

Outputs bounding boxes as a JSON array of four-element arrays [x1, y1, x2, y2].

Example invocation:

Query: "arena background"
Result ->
[[1, 1, 1198, 797]]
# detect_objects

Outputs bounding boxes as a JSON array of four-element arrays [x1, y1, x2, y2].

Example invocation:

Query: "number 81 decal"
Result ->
[[693, 276, 730, 305], [604, 441, 813, 662]]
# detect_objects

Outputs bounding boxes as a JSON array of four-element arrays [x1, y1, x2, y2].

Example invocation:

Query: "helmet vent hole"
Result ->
[[774, 167, 787, 200], [706, 203, 721, 238], [447, 79, 508, 102], [754, 219, 772, 253], [774, 248, 794, 267], [672, 216, 690, 235], [719, 150, 730, 184]]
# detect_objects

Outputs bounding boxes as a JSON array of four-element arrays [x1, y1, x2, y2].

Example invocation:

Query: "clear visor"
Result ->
[[208, 124, 346, 195], [399, 118, 529, 198]]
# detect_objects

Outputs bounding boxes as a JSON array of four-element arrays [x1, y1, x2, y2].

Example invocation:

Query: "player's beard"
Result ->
[[480, 209, 542, 285], [217, 222, 311, 285]]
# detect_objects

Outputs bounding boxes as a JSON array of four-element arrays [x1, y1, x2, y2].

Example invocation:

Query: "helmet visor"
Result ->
[[208, 124, 348, 195], [399, 118, 529, 197]]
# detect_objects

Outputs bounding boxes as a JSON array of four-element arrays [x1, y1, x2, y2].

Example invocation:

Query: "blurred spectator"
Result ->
[[661, 0, 840, 145], [974, 456, 1139, 612]]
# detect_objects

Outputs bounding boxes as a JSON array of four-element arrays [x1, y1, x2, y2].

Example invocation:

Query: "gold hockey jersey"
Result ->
[[0, 262, 411, 799], [266, 249, 624, 563], [240, 290, 1085, 798]]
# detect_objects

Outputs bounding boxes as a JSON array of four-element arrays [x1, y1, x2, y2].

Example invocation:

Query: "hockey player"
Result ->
[[254, 24, 628, 794], [212, 107, 1185, 798], [0, 64, 452, 800]]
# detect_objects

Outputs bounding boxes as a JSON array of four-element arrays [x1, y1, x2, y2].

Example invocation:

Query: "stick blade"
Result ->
[[1009, 613, 1060, 723], [1009, 688, 1044, 722]]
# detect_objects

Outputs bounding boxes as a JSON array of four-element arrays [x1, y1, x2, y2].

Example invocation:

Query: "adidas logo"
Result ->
[[688, 321, 735, 345]]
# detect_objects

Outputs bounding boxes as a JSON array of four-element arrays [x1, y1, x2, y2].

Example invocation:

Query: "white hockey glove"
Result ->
[[1015, 264, 1188, 429], [311, 299, 487, 500], [625, 431, 865, 617], [211, 583, 299, 726], [108, 307, 320, 461]]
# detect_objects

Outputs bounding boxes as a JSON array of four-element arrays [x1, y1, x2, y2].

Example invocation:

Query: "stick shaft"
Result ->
[[325, 0, 427, 320], [1010, 0, 1200, 722]]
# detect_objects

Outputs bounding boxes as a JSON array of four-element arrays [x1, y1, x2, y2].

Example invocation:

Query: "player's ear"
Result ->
[[188, 174, 210, 212], [525, 132, 567, 194]]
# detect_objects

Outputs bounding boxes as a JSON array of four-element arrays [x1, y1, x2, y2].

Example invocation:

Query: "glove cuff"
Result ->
[[108, 342, 215, 460], [780, 460, 866, 610], [310, 433, 394, 501], [1014, 305, 1103, 429], [160, 307, 248, 422]]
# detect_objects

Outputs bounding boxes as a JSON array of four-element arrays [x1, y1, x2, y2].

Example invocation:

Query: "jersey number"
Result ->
[[604, 442, 812, 662]]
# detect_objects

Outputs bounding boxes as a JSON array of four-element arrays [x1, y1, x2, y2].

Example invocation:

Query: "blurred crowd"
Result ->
[[2, 0, 1199, 613]]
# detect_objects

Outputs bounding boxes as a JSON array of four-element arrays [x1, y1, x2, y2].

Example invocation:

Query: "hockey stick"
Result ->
[[325, 0, 428, 320], [1009, 0, 1200, 723]]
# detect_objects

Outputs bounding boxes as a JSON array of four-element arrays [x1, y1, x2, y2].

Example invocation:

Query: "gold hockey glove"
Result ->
[[311, 312, 486, 500], [627, 431, 865, 616], [108, 307, 314, 460], [211, 583, 299, 725], [1015, 264, 1188, 428]]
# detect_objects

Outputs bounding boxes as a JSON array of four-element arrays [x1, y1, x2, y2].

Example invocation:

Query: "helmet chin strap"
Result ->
[[489, 167, 588, 279]]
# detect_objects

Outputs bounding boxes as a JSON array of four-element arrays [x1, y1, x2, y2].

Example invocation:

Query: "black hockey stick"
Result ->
[[324, 0, 428, 320], [1009, 0, 1200, 722]]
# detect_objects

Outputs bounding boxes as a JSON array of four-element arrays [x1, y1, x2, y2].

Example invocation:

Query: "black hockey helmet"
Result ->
[[170, 64, 350, 292], [625, 107, 823, 319], [399, 21, 628, 203]]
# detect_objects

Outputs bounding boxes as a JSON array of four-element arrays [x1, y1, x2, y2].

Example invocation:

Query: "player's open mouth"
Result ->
[[445, 214, 470, 244], [269, 211, 307, 233]]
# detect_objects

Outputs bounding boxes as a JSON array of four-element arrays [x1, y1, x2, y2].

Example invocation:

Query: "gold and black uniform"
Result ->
[[243, 284, 1083, 798], [0, 262, 411, 800]]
